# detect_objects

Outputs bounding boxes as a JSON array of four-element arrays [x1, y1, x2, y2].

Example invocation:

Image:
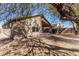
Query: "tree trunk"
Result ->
[[71, 21, 78, 35]]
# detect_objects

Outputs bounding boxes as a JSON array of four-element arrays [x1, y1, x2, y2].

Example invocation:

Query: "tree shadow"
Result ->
[[30, 39, 79, 52], [0, 38, 13, 45], [44, 35, 79, 45], [23, 37, 79, 56]]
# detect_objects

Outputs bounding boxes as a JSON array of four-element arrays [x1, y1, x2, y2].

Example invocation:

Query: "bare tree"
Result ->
[[51, 3, 79, 35]]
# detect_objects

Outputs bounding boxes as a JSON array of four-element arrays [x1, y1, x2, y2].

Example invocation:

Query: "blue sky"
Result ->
[[0, 3, 73, 28], [31, 7, 73, 28]]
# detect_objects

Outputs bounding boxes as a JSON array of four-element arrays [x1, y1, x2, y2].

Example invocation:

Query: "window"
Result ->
[[32, 26, 39, 32], [32, 22, 39, 32]]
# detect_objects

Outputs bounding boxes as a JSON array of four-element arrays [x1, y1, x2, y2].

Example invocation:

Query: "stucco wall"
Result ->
[[8, 16, 43, 38]]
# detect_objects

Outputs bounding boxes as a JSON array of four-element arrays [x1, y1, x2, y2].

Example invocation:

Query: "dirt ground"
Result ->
[[0, 33, 79, 56]]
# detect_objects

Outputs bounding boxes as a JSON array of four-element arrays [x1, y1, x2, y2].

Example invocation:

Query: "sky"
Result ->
[[0, 3, 73, 28], [30, 5, 73, 28]]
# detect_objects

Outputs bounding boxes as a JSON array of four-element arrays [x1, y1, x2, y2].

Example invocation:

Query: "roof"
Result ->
[[3, 14, 52, 27]]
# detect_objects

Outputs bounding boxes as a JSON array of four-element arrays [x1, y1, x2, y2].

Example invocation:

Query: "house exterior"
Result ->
[[2, 14, 52, 37]]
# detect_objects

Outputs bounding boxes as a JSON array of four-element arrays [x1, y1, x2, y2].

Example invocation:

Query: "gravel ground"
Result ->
[[0, 33, 79, 56]]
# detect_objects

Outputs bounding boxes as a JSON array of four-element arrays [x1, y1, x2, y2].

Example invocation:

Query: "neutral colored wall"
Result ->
[[2, 16, 43, 38]]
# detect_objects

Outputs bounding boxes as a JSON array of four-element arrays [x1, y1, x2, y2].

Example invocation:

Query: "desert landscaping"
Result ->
[[0, 3, 79, 56], [0, 26, 79, 56]]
